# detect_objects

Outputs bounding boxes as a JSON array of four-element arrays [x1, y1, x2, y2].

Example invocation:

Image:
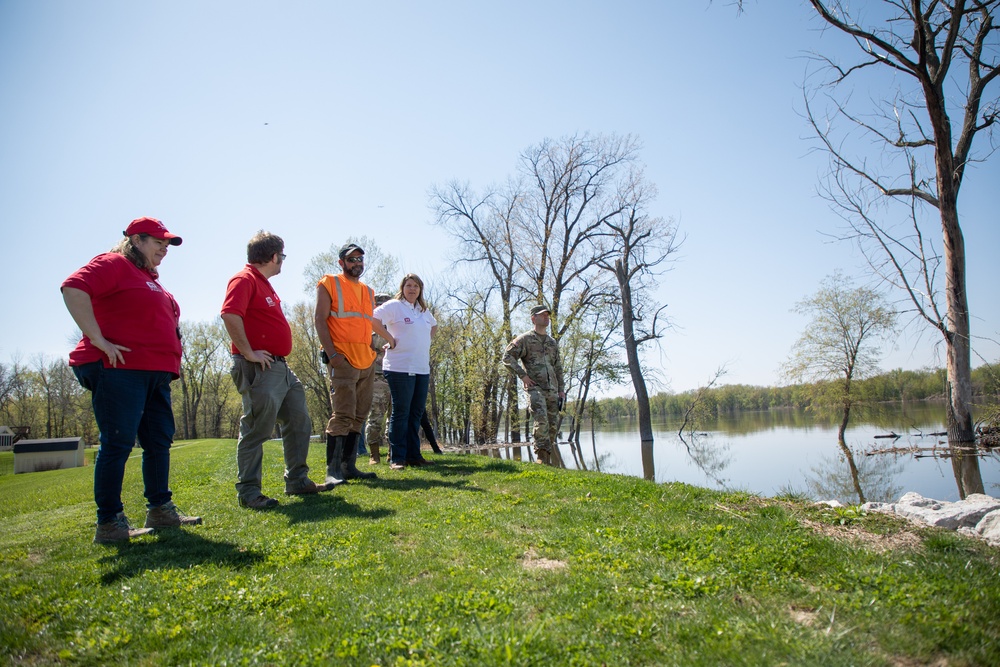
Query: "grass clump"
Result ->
[[1, 439, 997, 666]]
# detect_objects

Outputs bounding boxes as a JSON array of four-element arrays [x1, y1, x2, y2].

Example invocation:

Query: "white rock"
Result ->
[[892, 492, 1000, 531], [973, 509, 1000, 548]]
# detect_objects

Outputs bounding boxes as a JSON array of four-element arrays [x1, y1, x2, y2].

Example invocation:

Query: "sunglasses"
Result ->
[[344, 256, 364, 264]]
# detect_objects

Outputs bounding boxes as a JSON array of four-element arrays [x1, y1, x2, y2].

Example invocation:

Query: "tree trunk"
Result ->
[[616, 259, 654, 443], [837, 436, 865, 504]]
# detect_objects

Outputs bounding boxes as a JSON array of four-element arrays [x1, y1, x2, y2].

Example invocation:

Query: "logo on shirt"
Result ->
[[404, 317, 413, 324], [146, 281, 162, 293], [265, 297, 276, 307]]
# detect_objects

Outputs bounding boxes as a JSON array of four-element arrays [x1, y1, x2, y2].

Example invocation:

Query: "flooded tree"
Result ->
[[804, 1, 999, 454], [597, 170, 681, 444], [782, 272, 897, 447]]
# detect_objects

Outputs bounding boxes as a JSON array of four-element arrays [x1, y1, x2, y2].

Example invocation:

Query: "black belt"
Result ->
[[234, 354, 287, 363]]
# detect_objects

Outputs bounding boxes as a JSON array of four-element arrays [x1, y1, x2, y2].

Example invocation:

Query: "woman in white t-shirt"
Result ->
[[373, 273, 438, 469]]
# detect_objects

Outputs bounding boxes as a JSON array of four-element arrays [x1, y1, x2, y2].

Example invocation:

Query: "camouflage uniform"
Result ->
[[365, 331, 391, 464], [502, 330, 564, 463]]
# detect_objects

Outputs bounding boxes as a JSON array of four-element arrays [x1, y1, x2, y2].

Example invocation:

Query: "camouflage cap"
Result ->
[[375, 293, 392, 305], [530, 305, 550, 317]]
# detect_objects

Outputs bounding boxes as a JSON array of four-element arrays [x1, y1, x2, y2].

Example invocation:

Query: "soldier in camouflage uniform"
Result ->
[[365, 294, 392, 464], [502, 304, 565, 465]]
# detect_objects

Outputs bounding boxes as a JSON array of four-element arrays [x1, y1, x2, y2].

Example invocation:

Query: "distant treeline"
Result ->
[[588, 365, 1000, 421]]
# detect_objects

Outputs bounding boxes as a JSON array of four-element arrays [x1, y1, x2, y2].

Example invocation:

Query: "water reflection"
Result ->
[[471, 403, 1000, 504], [676, 432, 731, 487], [805, 444, 904, 504]]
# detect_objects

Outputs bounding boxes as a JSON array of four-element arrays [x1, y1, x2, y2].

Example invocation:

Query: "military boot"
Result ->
[[325, 434, 347, 487], [342, 432, 377, 480], [368, 439, 381, 465]]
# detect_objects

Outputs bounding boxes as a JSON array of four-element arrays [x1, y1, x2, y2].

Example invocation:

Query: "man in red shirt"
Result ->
[[222, 231, 330, 509]]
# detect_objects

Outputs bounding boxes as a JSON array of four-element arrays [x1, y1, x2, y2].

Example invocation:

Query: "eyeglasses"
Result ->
[[278, 253, 287, 261], [344, 256, 364, 264]]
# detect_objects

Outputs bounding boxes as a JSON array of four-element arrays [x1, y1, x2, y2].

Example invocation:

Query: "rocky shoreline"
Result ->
[[819, 492, 1000, 548]]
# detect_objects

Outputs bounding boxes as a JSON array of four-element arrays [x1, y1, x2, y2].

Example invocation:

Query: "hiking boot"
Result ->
[[239, 495, 279, 510], [94, 512, 154, 544], [284, 478, 332, 495], [145, 501, 203, 528]]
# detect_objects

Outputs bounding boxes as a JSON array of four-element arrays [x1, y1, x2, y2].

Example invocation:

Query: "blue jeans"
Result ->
[[384, 371, 429, 464], [73, 361, 175, 524]]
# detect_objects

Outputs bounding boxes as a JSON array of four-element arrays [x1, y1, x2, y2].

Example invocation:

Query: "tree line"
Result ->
[[3, 318, 996, 446], [590, 363, 1000, 422]]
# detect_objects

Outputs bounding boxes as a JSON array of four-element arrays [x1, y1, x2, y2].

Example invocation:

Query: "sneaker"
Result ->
[[94, 512, 154, 544], [389, 462, 406, 470], [239, 495, 279, 510], [284, 478, 332, 495], [145, 501, 203, 528]]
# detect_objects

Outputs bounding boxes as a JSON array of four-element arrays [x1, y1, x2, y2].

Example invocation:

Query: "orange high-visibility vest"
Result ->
[[319, 273, 377, 369]]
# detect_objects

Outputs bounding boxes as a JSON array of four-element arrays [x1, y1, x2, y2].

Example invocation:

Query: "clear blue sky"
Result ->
[[1, 1, 997, 394]]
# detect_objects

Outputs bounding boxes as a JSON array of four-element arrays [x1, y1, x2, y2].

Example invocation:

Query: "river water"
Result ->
[[484, 402, 1000, 504]]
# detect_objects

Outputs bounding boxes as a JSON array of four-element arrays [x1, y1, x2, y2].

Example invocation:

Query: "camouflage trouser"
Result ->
[[365, 374, 391, 460], [528, 388, 560, 459]]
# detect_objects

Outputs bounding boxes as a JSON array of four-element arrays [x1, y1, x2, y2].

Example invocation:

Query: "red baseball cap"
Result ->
[[123, 217, 183, 246]]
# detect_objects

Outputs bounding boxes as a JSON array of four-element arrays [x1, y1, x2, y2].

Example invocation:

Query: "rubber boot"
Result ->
[[325, 434, 347, 487], [342, 432, 377, 480]]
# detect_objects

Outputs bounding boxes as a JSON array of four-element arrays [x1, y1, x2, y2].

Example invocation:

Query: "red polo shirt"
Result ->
[[62, 253, 182, 375], [221, 264, 293, 357]]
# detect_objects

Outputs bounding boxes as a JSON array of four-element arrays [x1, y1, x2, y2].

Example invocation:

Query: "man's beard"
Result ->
[[346, 264, 364, 278]]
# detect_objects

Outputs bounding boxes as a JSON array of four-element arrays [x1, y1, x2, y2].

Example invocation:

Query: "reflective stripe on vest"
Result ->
[[328, 275, 375, 320]]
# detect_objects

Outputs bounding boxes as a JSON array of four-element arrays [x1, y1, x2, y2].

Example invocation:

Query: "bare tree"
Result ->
[[804, 1, 999, 457], [597, 171, 682, 443], [431, 134, 645, 447], [678, 366, 729, 437], [519, 133, 639, 341], [431, 180, 530, 441]]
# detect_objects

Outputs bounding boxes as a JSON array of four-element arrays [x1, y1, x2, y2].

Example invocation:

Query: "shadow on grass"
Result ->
[[413, 458, 521, 476], [97, 529, 264, 585], [276, 492, 395, 524], [369, 474, 490, 494]]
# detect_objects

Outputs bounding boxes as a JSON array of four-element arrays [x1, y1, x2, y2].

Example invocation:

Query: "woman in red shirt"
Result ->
[[62, 217, 201, 543]]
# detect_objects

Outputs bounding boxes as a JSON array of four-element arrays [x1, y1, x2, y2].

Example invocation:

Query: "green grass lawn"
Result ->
[[1, 440, 997, 666]]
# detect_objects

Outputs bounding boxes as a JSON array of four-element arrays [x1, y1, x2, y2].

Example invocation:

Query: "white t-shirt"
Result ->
[[373, 298, 437, 374]]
